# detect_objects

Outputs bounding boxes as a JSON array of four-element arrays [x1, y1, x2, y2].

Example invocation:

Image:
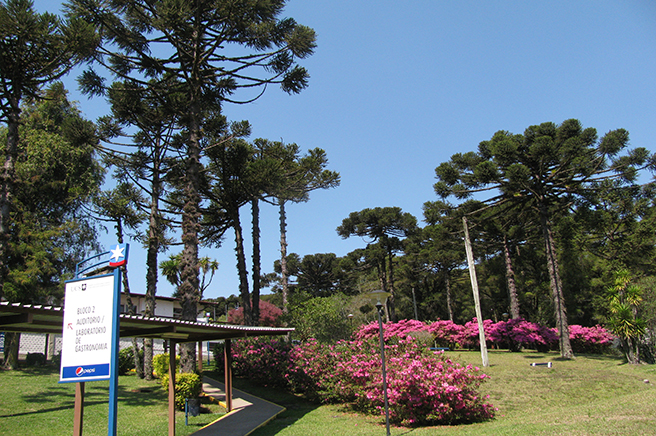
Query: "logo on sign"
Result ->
[[108, 244, 127, 267], [75, 366, 96, 376]]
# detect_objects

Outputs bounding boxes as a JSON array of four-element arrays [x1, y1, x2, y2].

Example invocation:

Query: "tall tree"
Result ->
[[337, 207, 417, 321], [0, 0, 96, 299], [100, 79, 179, 379], [1, 83, 102, 368], [69, 0, 316, 371], [268, 144, 339, 314], [434, 119, 655, 359]]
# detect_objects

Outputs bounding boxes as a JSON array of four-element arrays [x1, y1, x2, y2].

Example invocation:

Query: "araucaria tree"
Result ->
[[434, 119, 655, 359], [337, 207, 417, 321], [68, 0, 316, 371]]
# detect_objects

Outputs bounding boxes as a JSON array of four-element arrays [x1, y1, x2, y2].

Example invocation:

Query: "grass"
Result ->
[[2, 351, 655, 435], [0, 366, 224, 436], [222, 350, 656, 436]]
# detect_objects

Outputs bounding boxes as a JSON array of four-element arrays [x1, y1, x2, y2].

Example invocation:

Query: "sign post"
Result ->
[[60, 244, 129, 436]]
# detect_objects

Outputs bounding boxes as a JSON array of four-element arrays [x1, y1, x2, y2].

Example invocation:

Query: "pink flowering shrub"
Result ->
[[355, 319, 428, 342], [454, 318, 495, 348], [427, 320, 465, 348], [228, 300, 283, 327], [221, 337, 292, 388], [286, 337, 495, 425], [487, 318, 558, 352], [568, 325, 616, 354]]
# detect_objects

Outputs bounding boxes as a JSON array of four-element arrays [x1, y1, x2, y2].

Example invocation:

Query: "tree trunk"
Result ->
[[2, 332, 20, 370], [386, 249, 397, 322], [144, 157, 162, 380], [279, 199, 289, 313], [178, 97, 202, 373], [232, 209, 252, 325], [503, 236, 521, 319], [251, 199, 261, 325], [445, 276, 454, 322], [539, 208, 574, 359]]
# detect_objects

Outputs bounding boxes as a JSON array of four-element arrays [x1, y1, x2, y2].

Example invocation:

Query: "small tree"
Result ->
[[606, 269, 645, 364]]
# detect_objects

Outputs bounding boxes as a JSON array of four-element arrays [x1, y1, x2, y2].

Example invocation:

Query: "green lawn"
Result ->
[[227, 350, 656, 436], [2, 351, 655, 436], [0, 367, 224, 436]]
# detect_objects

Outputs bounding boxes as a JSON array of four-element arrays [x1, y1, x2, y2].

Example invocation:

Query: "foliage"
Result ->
[[606, 269, 646, 363], [433, 119, 656, 359], [160, 372, 203, 410], [25, 352, 46, 367], [152, 353, 179, 379], [218, 334, 495, 426], [286, 293, 354, 342], [1, 83, 102, 305], [118, 346, 144, 376]]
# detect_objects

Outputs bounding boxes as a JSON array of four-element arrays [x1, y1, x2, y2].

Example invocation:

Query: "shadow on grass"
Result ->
[[2, 366, 169, 419], [203, 370, 321, 436]]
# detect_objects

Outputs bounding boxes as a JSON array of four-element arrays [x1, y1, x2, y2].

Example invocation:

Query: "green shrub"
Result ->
[[25, 352, 46, 367], [118, 347, 136, 375], [161, 372, 203, 410], [153, 353, 180, 379]]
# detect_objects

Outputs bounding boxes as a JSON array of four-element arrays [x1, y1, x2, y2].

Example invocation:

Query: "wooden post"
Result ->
[[168, 340, 177, 436], [224, 339, 233, 412], [73, 382, 85, 436], [197, 341, 203, 371], [463, 217, 489, 367]]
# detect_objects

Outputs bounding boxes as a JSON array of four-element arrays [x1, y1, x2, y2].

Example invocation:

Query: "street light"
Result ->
[[364, 290, 391, 436]]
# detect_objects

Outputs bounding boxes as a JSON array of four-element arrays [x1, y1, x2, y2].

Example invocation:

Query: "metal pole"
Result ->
[[108, 267, 121, 436], [376, 302, 391, 436]]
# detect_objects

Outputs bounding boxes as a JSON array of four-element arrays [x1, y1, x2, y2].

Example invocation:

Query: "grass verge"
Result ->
[[0, 367, 224, 436]]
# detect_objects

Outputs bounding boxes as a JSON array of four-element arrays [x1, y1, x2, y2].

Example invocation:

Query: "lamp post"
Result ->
[[364, 290, 391, 436]]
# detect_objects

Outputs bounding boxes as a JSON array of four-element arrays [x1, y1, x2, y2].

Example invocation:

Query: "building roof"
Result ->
[[0, 301, 292, 342]]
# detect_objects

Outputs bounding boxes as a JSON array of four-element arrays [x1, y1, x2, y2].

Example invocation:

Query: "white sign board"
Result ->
[[60, 274, 116, 383]]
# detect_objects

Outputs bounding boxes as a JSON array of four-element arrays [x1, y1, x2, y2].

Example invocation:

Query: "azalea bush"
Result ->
[[225, 335, 496, 426], [568, 324, 616, 354], [217, 337, 292, 388], [427, 319, 464, 348], [354, 318, 613, 353], [228, 300, 283, 327], [487, 318, 559, 352]]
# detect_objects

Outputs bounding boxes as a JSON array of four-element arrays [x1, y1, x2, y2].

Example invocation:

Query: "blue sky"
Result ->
[[35, 1, 656, 299]]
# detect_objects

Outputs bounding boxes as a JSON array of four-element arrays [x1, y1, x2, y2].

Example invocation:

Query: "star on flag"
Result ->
[[108, 244, 128, 267]]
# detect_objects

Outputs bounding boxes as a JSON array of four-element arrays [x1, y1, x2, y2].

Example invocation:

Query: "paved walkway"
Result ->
[[190, 376, 285, 436]]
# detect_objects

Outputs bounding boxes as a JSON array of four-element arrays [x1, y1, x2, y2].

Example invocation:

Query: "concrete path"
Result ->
[[190, 376, 285, 436]]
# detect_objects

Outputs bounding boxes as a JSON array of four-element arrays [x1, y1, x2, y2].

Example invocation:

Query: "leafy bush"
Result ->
[[25, 352, 46, 367], [286, 294, 353, 343], [118, 346, 142, 375], [161, 372, 202, 410], [153, 353, 180, 379]]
